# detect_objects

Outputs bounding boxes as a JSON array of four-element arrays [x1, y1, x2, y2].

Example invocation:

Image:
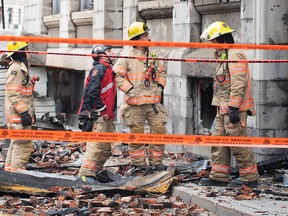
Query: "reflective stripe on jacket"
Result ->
[[78, 60, 116, 120], [5, 61, 35, 124], [113, 48, 167, 105], [211, 49, 256, 115]]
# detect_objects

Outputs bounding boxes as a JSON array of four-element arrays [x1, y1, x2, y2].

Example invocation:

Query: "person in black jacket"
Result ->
[[77, 45, 117, 183]]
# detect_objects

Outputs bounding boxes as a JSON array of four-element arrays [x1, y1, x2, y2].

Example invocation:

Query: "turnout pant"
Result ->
[[79, 117, 114, 177], [122, 103, 167, 166], [5, 123, 33, 172], [210, 111, 259, 182]]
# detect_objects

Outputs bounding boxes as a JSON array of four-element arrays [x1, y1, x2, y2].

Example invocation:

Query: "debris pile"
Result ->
[[0, 124, 288, 215], [0, 139, 216, 215], [0, 189, 214, 216]]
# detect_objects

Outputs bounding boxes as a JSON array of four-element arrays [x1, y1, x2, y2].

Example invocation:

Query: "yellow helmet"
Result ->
[[200, 21, 235, 41], [128, 22, 150, 40], [6, 41, 30, 57]]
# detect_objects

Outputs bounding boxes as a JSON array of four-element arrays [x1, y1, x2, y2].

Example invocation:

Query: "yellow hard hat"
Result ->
[[200, 21, 235, 41], [128, 22, 150, 40], [6, 41, 30, 57]]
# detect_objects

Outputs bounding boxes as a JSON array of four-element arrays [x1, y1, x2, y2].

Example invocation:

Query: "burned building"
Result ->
[[1, 0, 287, 160]]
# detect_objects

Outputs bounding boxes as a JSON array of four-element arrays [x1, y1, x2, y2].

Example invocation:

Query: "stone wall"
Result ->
[[21, 0, 288, 160]]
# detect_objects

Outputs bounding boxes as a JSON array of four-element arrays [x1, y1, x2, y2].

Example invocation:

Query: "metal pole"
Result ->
[[1, 0, 5, 29]]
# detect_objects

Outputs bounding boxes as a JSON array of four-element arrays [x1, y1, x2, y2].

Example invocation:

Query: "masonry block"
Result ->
[[257, 105, 287, 129], [254, 80, 288, 106], [165, 76, 190, 98], [123, 0, 138, 8], [105, 12, 123, 29]]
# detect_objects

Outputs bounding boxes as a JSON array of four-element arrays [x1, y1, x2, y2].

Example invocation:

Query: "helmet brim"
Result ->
[[6, 42, 30, 58]]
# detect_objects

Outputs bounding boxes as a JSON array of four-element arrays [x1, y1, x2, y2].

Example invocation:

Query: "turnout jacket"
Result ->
[[5, 61, 35, 124], [113, 48, 166, 105], [78, 60, 116, 120], [212, 49, 256, 115]]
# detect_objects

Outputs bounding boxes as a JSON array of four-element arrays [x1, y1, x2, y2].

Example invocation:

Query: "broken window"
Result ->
[[190, 77, 216, 134], [200, 80, 216, 129], [47, 69, 85, 116]]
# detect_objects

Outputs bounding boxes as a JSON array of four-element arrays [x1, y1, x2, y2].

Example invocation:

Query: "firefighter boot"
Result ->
[[154, 164, 168, 171], [199, 177, 228, 186], [77, 175, 100, 184], [77, 171, 113, 184], [95, 170, 114, 183], [228, 178, 258, 188]]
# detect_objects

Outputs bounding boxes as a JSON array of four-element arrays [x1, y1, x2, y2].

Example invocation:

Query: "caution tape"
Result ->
[[1, 50, 287, 64], [1, 35, 288, 50], [0, 129, 287, 148]]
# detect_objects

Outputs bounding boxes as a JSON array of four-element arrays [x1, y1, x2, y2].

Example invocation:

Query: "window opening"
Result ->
[[190, 77, 216, 134], [200, 80, 216, 129], [52, 0, 60, 14], [47, 69, 85, 114], [80, 0, 94, 11]]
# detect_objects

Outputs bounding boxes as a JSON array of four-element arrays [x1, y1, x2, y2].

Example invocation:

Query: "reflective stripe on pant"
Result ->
[[210, 111, 259, 182], [78, 117, 114, 177], [122, 104, 167, 166], [5, 123, 33, 171]]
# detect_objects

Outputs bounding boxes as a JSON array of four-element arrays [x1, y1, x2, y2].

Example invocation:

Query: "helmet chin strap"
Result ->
[[102, 52, 113, 65], [145, 47, 149, 68]]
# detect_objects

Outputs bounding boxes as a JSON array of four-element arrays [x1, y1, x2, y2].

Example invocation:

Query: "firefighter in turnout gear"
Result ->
[[113, 22, 167, 170], [199, 21, 259, 188], [77, 45, 116, 183], [4, 41, 36, 172]]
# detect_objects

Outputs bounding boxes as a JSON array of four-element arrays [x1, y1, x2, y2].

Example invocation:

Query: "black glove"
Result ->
[[79, 121, 84, 131], [33, 113, 37, 123], [83, 119, 93, 132], [247, 110, 253, 116], [229, 107, 240, 124], [20, 111, 32, 126]]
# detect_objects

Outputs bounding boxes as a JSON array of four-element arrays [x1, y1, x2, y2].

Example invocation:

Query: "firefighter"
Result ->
[[4, 41, 36, 172], [198, 21, 259, 187], [113, 22, 167, 170], [77, 45, 116, 183]]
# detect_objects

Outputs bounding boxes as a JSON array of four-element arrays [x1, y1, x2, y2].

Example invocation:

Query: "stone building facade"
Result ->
[[3, 0, 287, 159], [0, 0, 24, 31]]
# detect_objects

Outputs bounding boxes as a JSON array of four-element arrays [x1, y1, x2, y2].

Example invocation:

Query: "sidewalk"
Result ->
[[106, 151, 288, 215], [172, 183, 288, 216]]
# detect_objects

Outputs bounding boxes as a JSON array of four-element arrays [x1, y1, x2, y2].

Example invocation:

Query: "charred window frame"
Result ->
[[199, 79, 216, 129], [47, 69, 85, 114], [191, 77, 216, 134]]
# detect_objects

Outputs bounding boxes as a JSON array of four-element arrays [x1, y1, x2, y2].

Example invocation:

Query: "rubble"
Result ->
[[1, 124, 288, 215], [0, 169, 214, 215], [0, 138, 215, 215]]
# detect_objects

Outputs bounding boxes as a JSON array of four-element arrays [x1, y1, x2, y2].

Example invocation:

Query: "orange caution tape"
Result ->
[[1, 49, 287, 64], [0, 35, 288, 50], [0, 129, 287, 148]]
